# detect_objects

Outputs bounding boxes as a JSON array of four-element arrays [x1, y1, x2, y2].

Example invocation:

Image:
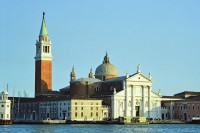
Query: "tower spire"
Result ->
[[88, 68, 94, 78], [43, 12, 45, 19], [70, 66, 76, 81], [39, 12, 48, 37]]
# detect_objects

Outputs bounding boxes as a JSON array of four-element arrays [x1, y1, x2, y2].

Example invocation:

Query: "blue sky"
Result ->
[[1, 0, 200, 97]]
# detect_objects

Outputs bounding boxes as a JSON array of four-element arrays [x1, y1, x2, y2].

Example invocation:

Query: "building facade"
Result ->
[[110, 71, 162, 119], [0, 91, 11, 120], [70, 98, 108, 121], [161, 91, 200, 121]]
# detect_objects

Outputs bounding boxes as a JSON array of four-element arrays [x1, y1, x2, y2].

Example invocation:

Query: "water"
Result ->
[[1, 124, 200, 133]]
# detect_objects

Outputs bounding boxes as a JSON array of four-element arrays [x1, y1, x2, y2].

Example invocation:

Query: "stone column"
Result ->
[[131, 85, 135, 117], [142, 85, 145, 116], [125, 80, 128, 116], [111, 95, 115, 119], [148, 86, 151, 118]]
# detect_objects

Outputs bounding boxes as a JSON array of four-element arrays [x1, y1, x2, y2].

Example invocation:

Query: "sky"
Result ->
[[0, 0, 200, 97]]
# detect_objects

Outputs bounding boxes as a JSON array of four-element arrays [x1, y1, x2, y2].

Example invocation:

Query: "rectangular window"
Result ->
[[96, 107, 98, 110], [43, 46, 49, 53], [91, 112, 93, 117], [91, 107, 93, 110], [96, 112, 98, 117], [81, 112, 83, 117], [1, 105, 4, 107], [75, 107, 77, 110], [75, 112, 77, 117], [1, 114, 3, 118], [47, 46, 49, 53], [81, 107, 83, 110]]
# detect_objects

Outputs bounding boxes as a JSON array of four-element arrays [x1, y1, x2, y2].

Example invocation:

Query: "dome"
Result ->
[[95, 63, 118, 76], [95, 53, 118, 79]]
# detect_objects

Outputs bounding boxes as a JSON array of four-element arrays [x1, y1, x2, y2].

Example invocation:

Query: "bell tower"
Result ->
[[35, 12, 52, 96]]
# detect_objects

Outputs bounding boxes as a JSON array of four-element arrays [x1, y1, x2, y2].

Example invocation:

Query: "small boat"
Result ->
[[119, 116, 149, 125], [0, 120, 12, 125], [191, 117, 200, 124]]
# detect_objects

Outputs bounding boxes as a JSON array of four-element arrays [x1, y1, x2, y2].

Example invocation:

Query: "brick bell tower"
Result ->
[[34, 12, 52, 96]]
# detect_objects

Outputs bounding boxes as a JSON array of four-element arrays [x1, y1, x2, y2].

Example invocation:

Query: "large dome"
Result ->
[[95, 53, 118, 79]]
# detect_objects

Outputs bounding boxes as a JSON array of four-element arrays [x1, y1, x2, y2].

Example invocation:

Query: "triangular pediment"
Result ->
[[127, 73, 152, 82]]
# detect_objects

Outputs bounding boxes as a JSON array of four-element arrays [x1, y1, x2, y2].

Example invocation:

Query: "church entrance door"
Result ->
[[135, 106, 140, 116]]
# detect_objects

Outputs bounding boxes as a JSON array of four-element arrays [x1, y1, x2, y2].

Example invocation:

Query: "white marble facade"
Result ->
[[111, 71, 162, 119]]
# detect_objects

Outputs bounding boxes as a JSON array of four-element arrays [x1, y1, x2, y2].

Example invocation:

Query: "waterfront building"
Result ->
[[0, 91, 11, 121], [70, 53, 162, 120], [161, 91, 200, 121], [10, 13, 163, 122], [12, 97, 39, 120], [39, 96, 70, 120], [70, 97, 109, 121], [34, 12, 52, 96]]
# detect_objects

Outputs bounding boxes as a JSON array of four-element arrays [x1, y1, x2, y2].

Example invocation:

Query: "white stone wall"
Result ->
[[111, 73, 162, 120], [0, 91, 11, 120]]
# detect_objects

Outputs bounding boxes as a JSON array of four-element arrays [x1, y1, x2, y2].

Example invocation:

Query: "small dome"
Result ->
[[95, 53, 118, 78]]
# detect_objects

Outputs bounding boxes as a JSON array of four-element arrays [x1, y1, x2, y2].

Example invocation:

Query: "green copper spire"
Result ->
[[39, 12, 48, 37]]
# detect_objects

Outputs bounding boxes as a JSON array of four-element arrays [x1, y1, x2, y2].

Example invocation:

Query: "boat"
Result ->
[[0, 120, 12, 125], [191, 117, 200, 124], [119, 116, 149, 125]]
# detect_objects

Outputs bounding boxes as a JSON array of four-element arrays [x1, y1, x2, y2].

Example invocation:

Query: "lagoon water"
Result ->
[[1, 124, 200, 133]]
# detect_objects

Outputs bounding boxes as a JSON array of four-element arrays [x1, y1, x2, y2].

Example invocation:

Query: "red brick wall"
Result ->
[[35, 60, 52, 96]]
